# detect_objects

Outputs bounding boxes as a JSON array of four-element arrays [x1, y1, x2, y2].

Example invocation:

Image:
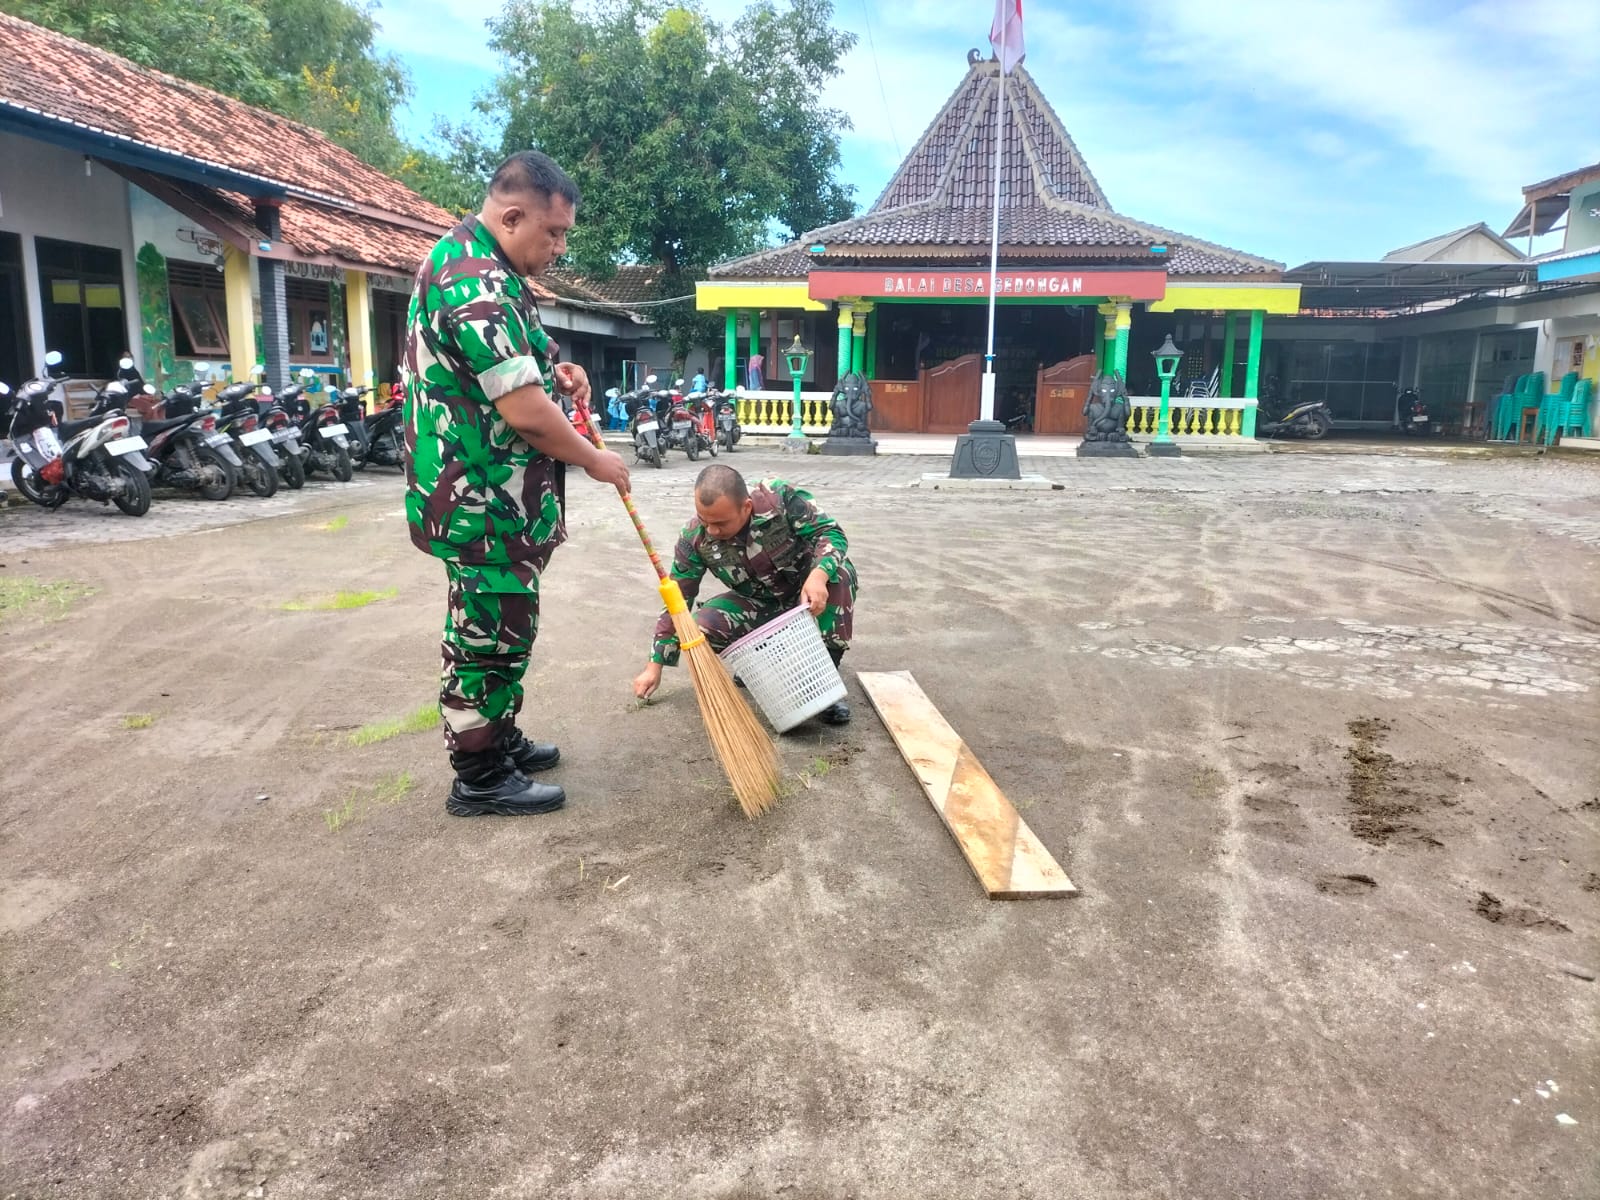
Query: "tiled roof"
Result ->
[[545, 265, 665, 306], [712, 58, 1280, 283], [0, 12, 452, 230]]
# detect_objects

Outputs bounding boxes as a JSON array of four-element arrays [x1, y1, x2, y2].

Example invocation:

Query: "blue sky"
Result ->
[[373, 0, 1587, 266]]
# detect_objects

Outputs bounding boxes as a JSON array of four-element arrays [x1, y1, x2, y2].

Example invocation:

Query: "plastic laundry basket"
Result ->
[[720, 605, 846, 732]]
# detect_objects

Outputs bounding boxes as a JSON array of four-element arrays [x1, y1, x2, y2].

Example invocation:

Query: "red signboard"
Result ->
[[807, 267, 1167, 302]]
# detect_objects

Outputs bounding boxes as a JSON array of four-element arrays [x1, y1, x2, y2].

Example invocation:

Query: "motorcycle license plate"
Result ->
[[673, 421, 692, 431], [106, 436, 148, 456], [205, 433, 232, 447], [636, 420, 659, 433], [271, 429, 295, 443], [322, 423, 349, 437], [240, 428, 273, 446], [1412, 415, 1428, 422], [720, 415, 734, 427]]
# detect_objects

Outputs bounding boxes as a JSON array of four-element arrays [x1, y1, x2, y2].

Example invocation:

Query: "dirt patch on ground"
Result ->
[[1344, 717, 1443, 848], [1315, 872, 1378, 895], [1474, 890, 1571, 932]]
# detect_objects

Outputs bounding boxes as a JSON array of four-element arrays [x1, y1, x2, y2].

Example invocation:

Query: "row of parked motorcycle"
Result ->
[[600, 374, 742, 468], [0, 356, 406, 517]]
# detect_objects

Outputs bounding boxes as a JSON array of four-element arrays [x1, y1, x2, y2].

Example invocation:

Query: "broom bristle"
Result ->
[[670, 610, 781, 818]]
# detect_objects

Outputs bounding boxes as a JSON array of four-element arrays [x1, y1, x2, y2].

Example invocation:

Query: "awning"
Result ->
[[1283, 260, 1537, 313]]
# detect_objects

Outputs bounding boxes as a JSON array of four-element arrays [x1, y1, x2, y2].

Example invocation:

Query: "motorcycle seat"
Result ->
[[55, 415, 106, 439], [140, 414, 202, 437]]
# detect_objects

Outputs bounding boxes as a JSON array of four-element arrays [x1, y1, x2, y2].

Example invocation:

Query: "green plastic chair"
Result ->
[[1537, 372, 1578, 444], [1548, 378, 1594, 444], [1487, 392, 1515, 440]]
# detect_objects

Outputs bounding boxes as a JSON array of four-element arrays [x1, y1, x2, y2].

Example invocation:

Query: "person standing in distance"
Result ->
[[403, 149, 630, 817]]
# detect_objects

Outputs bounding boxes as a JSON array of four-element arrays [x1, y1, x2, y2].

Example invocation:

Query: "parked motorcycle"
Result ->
[[257, 387, 307, 490], [1397, 387, 1434, 436], [355, 387, 405, 469], [712, 388, 742, 451], [661, 378, 708, 460], [1256, 378, 1332, 440], [622, 381, 664, 468], [297, 397, 355, 481], [685, 388, 719, 458], [336, 385, 372, 468], [211, 382, 279, 497], [8, 351, 153, 515]]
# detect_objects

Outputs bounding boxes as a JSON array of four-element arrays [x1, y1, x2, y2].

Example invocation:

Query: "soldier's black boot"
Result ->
[[447, 748, 565, 817], [820, 645, 851, 725], [499, 725, 561, 775]]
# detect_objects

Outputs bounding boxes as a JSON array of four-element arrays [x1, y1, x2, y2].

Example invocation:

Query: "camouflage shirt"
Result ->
[[651, 478, 850, 664], [403, 216, 565, 567]]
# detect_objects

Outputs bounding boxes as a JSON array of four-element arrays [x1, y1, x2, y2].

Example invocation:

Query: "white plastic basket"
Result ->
[[720, 605, 846, 732]]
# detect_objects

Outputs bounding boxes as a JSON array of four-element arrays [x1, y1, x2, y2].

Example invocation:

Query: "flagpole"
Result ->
[[981, 62, 1004, 424]]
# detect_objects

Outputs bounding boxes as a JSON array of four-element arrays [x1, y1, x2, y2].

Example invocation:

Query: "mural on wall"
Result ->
[[134, 243, 181, 388]]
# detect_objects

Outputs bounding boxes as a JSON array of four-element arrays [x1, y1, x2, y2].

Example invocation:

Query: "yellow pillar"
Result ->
[[345, 269, 374, 389], [223, 245, 257, 383]]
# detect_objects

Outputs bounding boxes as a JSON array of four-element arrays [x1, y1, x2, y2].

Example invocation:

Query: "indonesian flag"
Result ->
[[990, 0, 1025, 74]]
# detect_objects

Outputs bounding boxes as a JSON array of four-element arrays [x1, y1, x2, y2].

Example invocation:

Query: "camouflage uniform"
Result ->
[[651, 478, 856, 666], [403, 216, 564, 754]]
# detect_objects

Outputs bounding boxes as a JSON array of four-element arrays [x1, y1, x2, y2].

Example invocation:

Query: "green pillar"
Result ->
[[850, 307, 868, 375], [723, 310, 737, 391], [835, 303, 853, 385], [866, 306, 878, 378], [1242, 309, 1264, 437], [1220, 313, 1237, 398], [1112, 301, 1131, 379]]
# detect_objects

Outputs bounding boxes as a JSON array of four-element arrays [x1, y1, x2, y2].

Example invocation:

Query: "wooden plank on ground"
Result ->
[[859, 670, 1077, 901]]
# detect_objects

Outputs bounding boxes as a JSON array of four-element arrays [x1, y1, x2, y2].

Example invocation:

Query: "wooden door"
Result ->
[[869, 378, 923, 432], [923, 354, 981, 433], [1033, 354, 1096, 435]]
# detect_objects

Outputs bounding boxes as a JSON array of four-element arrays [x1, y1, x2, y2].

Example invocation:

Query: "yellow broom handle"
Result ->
[[571, 395, 669, 582]]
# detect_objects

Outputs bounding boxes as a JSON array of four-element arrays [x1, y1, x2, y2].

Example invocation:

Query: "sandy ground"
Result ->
[[1, 446, 1597, 1199]]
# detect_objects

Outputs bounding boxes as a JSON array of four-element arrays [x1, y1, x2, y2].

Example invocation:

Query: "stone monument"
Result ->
[[819, 372, 878, 456], [1076, 370, 1139, 458]]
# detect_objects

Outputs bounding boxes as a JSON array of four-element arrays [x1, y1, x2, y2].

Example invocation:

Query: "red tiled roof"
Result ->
[[712, 59, 1280, 283], [0, 12, 453, 230]]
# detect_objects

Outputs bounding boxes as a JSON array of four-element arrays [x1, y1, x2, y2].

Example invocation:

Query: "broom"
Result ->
[[570, 395, 781, 818]]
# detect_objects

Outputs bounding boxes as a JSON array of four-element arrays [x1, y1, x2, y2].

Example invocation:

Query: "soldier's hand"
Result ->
[[585, 448, 630, 494], [553, 362, 591, 406], [633, 662, 663, 700], [801, 569, 830, 617]]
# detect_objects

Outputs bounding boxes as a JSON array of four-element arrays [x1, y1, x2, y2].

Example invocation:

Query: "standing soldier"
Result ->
[[404, 150, 630, 817], [632, 465, 856, 726]]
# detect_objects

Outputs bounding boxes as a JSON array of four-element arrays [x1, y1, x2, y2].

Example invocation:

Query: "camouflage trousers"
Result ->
[[439, 562, 540, 754], [690, 562, 856, 660]]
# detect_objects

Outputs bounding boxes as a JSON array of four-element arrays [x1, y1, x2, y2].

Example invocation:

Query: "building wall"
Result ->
[[1564, 182, 1600, 253], [0, 131, 141, 376]]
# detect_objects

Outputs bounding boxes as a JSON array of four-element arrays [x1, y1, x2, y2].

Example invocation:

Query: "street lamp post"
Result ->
[[1150, 333, 1184, 458], [784, 333, 811, 445]]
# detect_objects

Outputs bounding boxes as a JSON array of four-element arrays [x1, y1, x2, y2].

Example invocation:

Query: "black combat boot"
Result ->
[[819, 645, 850, 725], [499, 725, 561, 775], [447, 748, 565, 817]]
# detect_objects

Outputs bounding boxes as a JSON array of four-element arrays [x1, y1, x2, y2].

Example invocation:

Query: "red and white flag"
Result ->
[[990, 0, 1025, 74]]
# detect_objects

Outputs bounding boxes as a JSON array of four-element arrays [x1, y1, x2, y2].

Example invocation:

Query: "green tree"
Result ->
[[5, 0, 281, 107], [478, 0, 857, 365]]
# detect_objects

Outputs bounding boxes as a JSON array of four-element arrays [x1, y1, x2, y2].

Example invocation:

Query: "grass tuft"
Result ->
[[121, 713, 157, 730], [348, 704, 440, 747], [282, 587, 397, 612], [323, 771, 415, 833], [0, 577, 93, 624]]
